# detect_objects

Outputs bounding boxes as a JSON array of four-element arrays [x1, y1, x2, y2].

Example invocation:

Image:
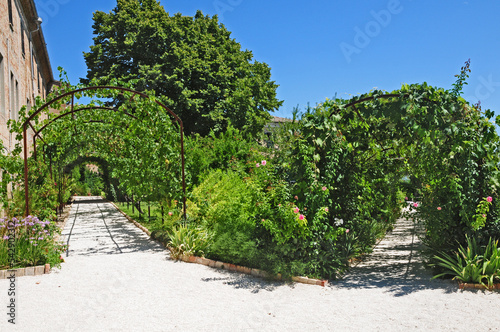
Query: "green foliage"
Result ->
[[472, 196, 493, 230], [0, 216, 66, 269], [82, 0, 282, 136], [432, 236, 500, 289], [191, 169, 259, 266], [295, 82, 500, 255], [76, 166, 104, 196], [167, 224, 211, 259], [451, 58, 471, 97], [5, 70, 185, 215], [186, 125, 260, 186], [288, 100, 402, 256], [189, 160, 347, 279], [1, 156, 61, 220]]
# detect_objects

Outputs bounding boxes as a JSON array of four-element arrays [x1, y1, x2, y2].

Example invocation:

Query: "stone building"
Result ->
[[0, 0, 55, 154]]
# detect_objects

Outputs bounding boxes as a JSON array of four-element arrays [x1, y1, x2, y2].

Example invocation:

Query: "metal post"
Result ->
[[23, 125, 29, 216], [33, 135, 37, 162], [180, 130, 187, 220]]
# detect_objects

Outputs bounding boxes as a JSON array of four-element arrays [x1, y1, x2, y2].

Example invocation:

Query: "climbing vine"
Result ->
[[5, 70, 184, 218]]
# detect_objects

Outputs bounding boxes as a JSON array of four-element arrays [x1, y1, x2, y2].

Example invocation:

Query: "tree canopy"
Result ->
[[82, 0, 282, 136]]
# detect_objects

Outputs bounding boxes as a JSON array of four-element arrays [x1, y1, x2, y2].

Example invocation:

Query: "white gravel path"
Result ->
[[1, 197, 499, 331]]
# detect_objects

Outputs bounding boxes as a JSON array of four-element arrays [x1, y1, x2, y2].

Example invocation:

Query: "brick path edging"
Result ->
[[107, 200, 328, 287], [175, 253, 329, 287], [458, 282, 500, 290], [0, 264, 51, 279]]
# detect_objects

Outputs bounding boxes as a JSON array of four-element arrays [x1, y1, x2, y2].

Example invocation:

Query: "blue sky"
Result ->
[[38, 0, 500, 119]]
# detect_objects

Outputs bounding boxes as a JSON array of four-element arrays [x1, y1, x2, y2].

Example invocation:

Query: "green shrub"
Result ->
[[432, 236, 500, 289], [167, 224, 211, 259], [186, 125, 261, 187], [191, 169, 259, 266], [190, 162, 348, 279]]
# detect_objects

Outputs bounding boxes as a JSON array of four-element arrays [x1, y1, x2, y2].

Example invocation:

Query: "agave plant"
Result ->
[[432, 236, 500, 289], [167, 225, 211, 259]]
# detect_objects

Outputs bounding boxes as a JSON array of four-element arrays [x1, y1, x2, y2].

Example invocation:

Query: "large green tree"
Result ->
[[82, 0, 282, 136]]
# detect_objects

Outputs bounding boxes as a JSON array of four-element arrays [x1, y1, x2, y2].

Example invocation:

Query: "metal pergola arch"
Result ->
[[22, 86, 187, 218]]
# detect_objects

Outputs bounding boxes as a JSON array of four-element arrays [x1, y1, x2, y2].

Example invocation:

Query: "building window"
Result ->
[[8, 0, 13, 27], [15, 80, 19, 121], [21, 22, 25, 56], [10, 73, 14, 120], [0, 54, 5, 118], [10, 73, 19, 121], [31, 48, 35, 78]]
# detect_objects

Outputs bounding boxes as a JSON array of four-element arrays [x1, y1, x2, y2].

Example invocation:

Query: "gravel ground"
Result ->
[[1, 197, 499, 331]]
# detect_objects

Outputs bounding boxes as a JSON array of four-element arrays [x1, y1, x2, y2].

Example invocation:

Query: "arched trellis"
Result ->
[[325, 90, 467, 158], [22, 86, 187, 218], [309, 87, 497, 250], [30, 106, 132, 161]]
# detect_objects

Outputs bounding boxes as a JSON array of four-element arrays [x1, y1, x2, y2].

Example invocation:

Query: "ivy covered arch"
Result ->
[[294, 83, 500, 251], [17, 85, 187, 218]]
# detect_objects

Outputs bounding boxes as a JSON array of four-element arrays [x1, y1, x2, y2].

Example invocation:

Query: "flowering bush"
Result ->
[[472, 196, 494, 230], [187, 156, 349, 279], [0, 216, 66, 269]]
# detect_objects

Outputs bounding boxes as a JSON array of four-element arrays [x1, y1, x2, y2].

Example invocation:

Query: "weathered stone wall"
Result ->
[[1, 0, 55, 216], [0, 0, 54, 153]]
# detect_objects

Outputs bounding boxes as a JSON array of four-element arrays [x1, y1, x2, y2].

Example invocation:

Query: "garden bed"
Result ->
[[111, 201, 330, 287]]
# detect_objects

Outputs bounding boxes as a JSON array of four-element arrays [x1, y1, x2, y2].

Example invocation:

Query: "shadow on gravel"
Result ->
[[333, 268, 458, 297], [330, 214, 459, 296], [72, 198, 109, 204], [200, 269, 294, 293], [333, 240, 457, 295], [63, 200, 165, 257]]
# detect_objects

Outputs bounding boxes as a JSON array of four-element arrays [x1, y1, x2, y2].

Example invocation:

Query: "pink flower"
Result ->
[[322, 186, 327, 191], [294, 196, 298, 200], [262, 219, 265, 222], [293, 207, 299, 213], [256, 163, 260, 168], [325, 207, 329, 212], [346, 229, 350, 233], [487, 196, 493, 203], [413, 203, 418, 208], [299, 214, 305, 220], [437, 207, 441, 210], [482, 214, 486, 218], [168, 212, 173, 216], [278, 204, 282, 207], [261, 160, 267, 166], [405, 197, 408, 200]]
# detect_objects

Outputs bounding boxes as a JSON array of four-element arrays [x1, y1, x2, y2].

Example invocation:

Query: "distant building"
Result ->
[[0, 0, 55, 153], [264, 116, 293, 136], [263, 115, 293, 148]]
